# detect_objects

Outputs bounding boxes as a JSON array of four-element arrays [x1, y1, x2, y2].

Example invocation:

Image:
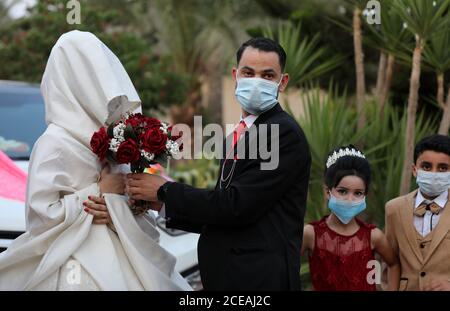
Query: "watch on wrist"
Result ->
[[157, 182, 172, 203]]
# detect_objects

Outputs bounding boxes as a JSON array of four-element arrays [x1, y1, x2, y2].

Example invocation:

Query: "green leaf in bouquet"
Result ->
[[140, 157, 155, 169], [154, 152, 168, 167], [107, 124, 115, 138], [124, 124, 138, 141], [131, 161, 146, 173], [106, 151, 116, 164]]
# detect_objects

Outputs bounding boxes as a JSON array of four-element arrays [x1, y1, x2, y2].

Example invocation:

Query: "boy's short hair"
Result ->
[[414, 134, 450, 163]]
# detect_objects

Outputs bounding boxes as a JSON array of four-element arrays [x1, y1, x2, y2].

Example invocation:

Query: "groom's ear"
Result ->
[[232, 68, 238, 82], [278, 73, 289, 92]]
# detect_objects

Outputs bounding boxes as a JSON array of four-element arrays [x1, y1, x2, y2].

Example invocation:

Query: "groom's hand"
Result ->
[[126, 173, 166, 202], [128, 198, 163, 212]]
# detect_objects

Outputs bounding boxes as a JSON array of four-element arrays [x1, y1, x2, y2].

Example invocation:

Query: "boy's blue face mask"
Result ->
[[235, 74, 283, 116], [416, 170, 450, 197], [328, 194, 366, 225]]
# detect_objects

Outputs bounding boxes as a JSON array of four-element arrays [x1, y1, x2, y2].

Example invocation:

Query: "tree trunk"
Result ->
[[379, 54, 395, 117], [437, 73, 445, 108], [169, 85, 201, 162], [400, 36, 423, 195], [205, 67, 223, 126], [376, 52, 387, 99], [353, 8, 366, 130], [438, 86, 450, 135]]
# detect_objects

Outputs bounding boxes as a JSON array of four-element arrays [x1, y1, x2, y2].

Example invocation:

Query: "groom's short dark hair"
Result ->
[[236, 37, 287, 71]]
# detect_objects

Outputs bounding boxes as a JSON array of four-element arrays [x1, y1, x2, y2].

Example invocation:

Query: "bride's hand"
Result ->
[[83, 196, 112, 225], [98, 165, 125, 194]]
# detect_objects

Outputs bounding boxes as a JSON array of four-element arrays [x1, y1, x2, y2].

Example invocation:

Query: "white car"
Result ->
[[0, 80, 202, 290]]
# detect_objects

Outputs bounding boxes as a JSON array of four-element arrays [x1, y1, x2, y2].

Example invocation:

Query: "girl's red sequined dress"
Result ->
[[308, 216, 377, 291]]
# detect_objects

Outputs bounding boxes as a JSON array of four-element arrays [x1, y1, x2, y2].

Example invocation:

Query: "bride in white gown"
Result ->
[[0, 30, 191, 291]]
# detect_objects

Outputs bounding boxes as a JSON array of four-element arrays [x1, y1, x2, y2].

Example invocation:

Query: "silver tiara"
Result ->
[[326, 147, 366, 169]]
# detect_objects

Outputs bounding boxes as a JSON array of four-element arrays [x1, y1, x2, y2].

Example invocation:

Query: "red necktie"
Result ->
[[227, 120, 247, 160]]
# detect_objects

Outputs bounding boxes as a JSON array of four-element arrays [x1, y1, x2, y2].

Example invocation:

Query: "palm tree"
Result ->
[[262, 21, 344, 90], [440, 88, 450, 134], [393, 0, 450, 195], [422, 28, 450, 134], [349, 0, 368, 130], [364, 0, 412, 114], [142, 0, 263, 125]]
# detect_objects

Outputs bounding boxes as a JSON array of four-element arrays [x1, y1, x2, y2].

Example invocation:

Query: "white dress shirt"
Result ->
[[159, 114, 258, 218], [413, 190, 448, 237], [240, 114, 258, 128]]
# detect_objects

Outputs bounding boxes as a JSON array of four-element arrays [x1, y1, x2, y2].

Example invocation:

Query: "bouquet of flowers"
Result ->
[[90, 112, 182, 214]]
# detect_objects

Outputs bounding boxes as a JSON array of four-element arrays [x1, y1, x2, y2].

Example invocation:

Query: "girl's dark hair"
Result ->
[[324, 145, 371, 194]]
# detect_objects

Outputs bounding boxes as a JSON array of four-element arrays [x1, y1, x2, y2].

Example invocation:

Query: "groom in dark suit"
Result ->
[[126, 37, 311, 290]]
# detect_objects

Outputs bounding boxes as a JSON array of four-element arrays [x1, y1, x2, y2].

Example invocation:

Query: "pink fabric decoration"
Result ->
[[0, 150, 27, 202]]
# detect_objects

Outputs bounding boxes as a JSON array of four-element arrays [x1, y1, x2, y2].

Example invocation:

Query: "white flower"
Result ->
[[141, 150, 155, 162], [123, 111, 136, 120], [166, 139, 179, 156], [160, 122, 169, 135], [403, 22, 408, 29], [109, 138, 121, 153], [113, 122, 126, 142]]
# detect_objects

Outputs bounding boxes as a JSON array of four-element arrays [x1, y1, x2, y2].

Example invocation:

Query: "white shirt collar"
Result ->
[[415, 189, 449, 209], [240, 114, 258, 128]]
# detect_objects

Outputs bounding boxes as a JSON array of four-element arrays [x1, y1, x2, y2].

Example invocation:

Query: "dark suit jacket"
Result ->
[[164, 104, 311, 290]]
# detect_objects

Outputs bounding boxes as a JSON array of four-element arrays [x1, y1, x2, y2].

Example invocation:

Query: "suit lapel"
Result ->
[[423, 189, 450, 264], [398, 190, 423, 263], [218, 103, 284, 181]]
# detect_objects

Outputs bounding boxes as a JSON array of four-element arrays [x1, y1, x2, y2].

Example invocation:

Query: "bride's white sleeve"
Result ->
[[25, 136, 100, 236]]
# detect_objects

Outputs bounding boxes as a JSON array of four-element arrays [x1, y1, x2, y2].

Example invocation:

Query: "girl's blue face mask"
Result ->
[[328, 194, 366, 225], [234, 73, 283, 116]]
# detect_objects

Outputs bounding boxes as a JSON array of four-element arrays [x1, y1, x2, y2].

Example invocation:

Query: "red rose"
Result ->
[[125, 113, 146, 128], [90, 127, 110, 160], [142, 127, 168, 155], [145, 117, 162, 129], [125, 117, 141, 128], [116, 139, 141, 164]]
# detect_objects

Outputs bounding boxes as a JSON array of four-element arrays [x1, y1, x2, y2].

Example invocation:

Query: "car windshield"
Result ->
[[0, 86, 46, 160]]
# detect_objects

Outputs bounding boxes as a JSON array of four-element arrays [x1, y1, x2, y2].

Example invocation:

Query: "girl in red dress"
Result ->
[[301, 145, 400, 291]]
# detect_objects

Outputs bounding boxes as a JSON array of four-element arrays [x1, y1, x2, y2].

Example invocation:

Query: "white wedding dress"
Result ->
[[0, 30, 191, 291]]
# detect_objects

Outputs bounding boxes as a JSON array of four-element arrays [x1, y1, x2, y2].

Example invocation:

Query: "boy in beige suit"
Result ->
[[385, 134, 450, 291]]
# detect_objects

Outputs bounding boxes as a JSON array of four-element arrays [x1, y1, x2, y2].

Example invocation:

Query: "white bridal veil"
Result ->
[[0, 30, 191, 291]]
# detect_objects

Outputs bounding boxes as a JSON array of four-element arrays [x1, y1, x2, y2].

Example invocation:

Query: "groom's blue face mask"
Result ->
[[234, 70, 283, 116]]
